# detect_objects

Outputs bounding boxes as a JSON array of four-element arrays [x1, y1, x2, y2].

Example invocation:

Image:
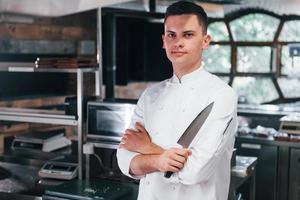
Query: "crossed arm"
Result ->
[[119, 122, 191, 176]]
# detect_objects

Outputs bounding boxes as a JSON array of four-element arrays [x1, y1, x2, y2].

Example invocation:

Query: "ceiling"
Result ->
[[0, 0, 133, 17], [0, 0, 299, 18]]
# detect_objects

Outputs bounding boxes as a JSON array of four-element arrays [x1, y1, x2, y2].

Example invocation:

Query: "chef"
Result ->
[[117, 1, 238, 200]]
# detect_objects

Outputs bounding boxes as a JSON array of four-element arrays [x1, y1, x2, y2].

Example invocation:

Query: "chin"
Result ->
[[170, 58, 189, 65]]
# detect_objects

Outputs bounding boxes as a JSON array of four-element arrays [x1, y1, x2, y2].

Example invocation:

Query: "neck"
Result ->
[[173, 59, 202, 80]]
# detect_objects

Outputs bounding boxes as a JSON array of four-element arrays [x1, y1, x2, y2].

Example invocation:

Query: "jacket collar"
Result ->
[[170, 63, 205, 84]]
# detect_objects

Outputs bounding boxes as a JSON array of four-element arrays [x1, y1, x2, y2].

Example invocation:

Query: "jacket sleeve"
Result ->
[[166, 87, 238, 185], [116, 91, 146, 179]]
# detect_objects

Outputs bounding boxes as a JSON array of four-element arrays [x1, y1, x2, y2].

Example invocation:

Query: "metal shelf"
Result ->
[[89, 141, 119, 150], [0, 64, 99, 180], [0, 107, 77, 126]]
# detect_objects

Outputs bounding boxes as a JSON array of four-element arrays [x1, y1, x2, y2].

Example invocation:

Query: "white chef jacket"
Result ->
[[117, 66, 238, 200]]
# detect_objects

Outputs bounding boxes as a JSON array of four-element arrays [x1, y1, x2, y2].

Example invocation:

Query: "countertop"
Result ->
[[0, 192, 41, 200]]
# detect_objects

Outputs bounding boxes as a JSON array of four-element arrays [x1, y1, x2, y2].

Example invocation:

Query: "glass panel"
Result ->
[[281, 45, 300, 77], [203, 45, 231, 73], [207, 22, 229, 41], [230, 14, 280, 41], [279, 20, 300, 41], [278, 78, 300, 98], [237, 46, 271, 73], [232, 77, 279, 104]]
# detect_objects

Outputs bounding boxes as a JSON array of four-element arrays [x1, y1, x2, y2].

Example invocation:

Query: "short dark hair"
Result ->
[[164, 1, 208, 34]]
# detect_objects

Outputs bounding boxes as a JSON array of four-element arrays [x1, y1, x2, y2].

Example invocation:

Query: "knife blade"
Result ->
[[164, 102, 214, 178]]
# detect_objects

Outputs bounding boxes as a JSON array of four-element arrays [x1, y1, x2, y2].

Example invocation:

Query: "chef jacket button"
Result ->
[[182, 109, 186, 112], [146, 181, 150, 185], [172, 186, 176, 190], [190, 87, 195, 90]]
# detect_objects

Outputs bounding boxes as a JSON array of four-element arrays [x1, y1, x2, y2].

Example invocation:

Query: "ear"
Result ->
[[202, 34, 211, 50], [162, 34, 165, 49]]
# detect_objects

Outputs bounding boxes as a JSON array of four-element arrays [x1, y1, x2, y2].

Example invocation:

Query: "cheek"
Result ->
[[188, 41, 202, 52]]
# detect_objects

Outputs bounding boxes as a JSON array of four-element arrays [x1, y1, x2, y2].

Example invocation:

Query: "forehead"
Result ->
[[164, 14, 202, 31]]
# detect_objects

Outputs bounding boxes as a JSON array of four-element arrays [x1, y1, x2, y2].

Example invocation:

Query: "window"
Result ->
[[237, 46, 272, 73], [278, 78, 300, 98], [207, 22, 229, 42], [203, 45, 231, 73], [229, 13, 280, 41], [204, 12, 300, 103], [232, 77, 279, 104], [279, 20, 300, 41], [281, 45, 300, 77]]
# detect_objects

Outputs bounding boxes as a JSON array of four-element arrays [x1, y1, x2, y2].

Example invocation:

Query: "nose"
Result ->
[[174, 37, 184, 48]]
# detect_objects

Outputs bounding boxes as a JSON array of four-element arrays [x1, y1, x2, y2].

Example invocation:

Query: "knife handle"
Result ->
[[164, 171, 173, 178]]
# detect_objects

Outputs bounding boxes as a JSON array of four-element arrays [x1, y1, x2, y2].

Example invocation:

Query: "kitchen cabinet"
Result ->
[[235, 141, 278, 200], [289, 148, 300, 200], [236, 135, 300, 200]]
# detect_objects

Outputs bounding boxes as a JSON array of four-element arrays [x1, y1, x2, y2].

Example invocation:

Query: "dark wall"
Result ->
[[0, 54, 72, 99], [103, 17, 172, 85], [0, 72, 69, 99]]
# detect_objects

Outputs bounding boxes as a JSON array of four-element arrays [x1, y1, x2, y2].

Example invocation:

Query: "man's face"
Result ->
[[162, 14, 210, 69]]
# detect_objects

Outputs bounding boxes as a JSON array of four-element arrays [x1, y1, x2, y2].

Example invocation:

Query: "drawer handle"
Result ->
[[241, 143, 261, 150]]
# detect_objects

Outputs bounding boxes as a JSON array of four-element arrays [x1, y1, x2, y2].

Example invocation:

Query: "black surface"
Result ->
[[0, 166, 11, 180], [235, 140, 278, 200], [0, 72, 69, 98], [0, 192, 41, 200], [288, 149, 300, 200], [44, 179, 133, 200], [102, 14, 172, 86]]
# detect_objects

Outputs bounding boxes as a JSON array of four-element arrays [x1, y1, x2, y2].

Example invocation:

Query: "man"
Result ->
[[117, 1, 237, 200]]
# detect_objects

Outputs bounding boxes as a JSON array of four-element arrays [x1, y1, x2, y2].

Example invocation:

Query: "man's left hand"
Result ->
[[119, 122, 164, 155]]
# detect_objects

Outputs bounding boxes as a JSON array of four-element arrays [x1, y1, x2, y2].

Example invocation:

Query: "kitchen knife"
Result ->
[[164, 102, 214, 178]]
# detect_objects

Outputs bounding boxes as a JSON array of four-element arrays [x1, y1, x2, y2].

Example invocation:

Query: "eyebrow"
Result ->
[[166, 30, 196, 34], [183, 30, 196, 34], [166, 30, 175, 34]]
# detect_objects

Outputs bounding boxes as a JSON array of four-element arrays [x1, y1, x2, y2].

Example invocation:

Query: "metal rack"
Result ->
[[0, 67, 99, 179]]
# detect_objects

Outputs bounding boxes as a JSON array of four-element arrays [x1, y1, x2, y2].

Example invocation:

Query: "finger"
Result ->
[[169, 159, 184, 169], [135, 122, 147, 133], [167, 165, 180, 173], [125, 129, 138, 134], [171, 154, 187, 164], [120, 138, 126, 145], [175, 148, 191, 158]]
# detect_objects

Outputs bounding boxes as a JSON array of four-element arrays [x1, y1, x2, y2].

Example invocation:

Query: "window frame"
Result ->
[[208, 9, 300, 104]]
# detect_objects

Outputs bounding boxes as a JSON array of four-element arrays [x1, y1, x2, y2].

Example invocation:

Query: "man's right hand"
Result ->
[[157, 148, 191, 173]]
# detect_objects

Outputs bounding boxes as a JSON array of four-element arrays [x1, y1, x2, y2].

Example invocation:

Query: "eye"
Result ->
[[167, 32, 176, 38], [184, 33, 194, 38]]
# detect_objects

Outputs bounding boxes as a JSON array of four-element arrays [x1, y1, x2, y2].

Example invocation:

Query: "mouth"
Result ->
[[171, 51, 187, 57]]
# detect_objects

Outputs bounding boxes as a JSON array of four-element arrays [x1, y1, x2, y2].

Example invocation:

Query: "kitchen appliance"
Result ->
[[279, 113, 300, 135], [39, 155, 78, 180], [87, 99, 136, 143], [12, 129, 71, 152]]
